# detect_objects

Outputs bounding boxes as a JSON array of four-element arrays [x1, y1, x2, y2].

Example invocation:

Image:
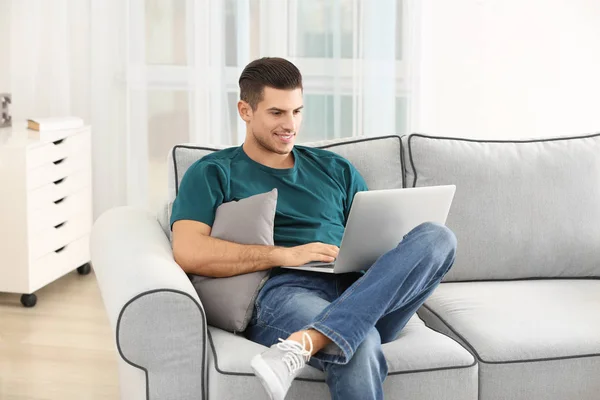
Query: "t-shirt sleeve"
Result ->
[[170, 161, 228, 230], [343, 162, 369, 221]]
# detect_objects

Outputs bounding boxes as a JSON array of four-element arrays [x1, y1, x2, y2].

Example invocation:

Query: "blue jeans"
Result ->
[[245, 222, 457, 400]]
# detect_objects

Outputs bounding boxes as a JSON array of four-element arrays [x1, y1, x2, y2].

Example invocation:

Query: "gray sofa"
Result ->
[[90, 133, 600, 400]]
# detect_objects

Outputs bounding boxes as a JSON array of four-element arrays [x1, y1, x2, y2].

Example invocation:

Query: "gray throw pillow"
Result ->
[[189, 189, 277, 333]]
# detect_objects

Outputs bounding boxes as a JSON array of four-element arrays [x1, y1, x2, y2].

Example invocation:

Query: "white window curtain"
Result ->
[[4, 0, 90, 123], [134, 0, 419, 212], [2, 0, 124, 221], [3, 0, 420, 216]]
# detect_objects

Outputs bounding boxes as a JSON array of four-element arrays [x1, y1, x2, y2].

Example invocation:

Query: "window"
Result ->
[[129, 0, 413, 210]]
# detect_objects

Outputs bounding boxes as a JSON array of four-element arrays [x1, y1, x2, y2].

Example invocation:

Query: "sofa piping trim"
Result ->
[[422, 303, 600, 364], [207, 328, 477, 382], [407, 131, 600, 189], [173, 135, 407, 196], [116, 289, 208, 400]]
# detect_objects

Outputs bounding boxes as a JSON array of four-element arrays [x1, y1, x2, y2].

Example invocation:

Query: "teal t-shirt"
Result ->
[[170, 145, 368, 248]]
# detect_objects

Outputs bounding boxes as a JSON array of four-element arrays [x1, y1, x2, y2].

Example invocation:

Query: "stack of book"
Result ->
[[27, 116, 84, 132], [26, 116, 85, 142]]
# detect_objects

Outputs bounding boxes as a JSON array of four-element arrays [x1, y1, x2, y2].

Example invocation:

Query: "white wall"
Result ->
[[414, 0, 600, 139]]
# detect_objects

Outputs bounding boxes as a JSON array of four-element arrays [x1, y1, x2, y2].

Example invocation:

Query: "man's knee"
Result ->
[[411, 222, 457, 255]]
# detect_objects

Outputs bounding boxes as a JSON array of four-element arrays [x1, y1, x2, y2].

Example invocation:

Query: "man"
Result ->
[[171, 57, 457, 400]]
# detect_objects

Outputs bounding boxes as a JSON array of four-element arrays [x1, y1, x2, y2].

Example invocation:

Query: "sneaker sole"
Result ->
[[250, 354, 286, 400]]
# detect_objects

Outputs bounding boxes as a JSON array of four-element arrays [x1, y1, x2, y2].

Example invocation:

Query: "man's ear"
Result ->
[[238, 100, 253, 123]]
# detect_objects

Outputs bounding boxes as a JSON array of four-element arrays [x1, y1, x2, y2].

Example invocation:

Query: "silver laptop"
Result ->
[[282, 185, 456, 274]]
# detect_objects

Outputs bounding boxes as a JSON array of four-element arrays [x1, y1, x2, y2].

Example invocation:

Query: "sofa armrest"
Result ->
[[91, 206, 207, 400]]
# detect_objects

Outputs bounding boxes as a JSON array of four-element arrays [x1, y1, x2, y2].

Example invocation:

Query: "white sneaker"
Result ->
[[250, 332, 313, 400]]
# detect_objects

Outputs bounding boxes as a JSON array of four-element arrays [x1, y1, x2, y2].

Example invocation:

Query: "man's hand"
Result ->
[[273, 243, 340, 267]]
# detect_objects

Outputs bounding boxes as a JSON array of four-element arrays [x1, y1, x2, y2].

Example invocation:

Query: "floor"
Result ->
[[0, 270, 120, 399]]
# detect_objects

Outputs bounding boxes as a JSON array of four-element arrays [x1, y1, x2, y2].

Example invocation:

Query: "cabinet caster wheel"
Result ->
[[21, 293, 37, 308], [77, 263, 91, 275]]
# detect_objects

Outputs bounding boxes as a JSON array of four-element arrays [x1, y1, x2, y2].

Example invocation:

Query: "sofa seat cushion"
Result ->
[[206, 314, 477, 400], [419, 279, 600, 400]]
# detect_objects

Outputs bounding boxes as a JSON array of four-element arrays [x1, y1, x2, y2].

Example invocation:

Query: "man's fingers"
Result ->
[[308, 251, 335, 263], [312, 243, 339, 256], [324, 246, 339, 257], [316, 249, 338, 258], [318, 254, 336, 263]]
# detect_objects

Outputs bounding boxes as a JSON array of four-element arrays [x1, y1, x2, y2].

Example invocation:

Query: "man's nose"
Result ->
[[281, 113, 296, 132]]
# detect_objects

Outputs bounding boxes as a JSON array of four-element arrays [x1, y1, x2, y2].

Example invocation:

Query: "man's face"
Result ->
[[242, 86, 303, 155]]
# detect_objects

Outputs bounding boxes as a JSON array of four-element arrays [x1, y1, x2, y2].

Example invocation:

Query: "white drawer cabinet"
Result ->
[[0, 125, 92, 307]]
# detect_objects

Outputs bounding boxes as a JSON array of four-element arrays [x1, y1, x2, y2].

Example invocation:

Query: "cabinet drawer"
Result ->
[[27, 130, 91, 170], [28, 209, 92, 261], [27, 152, 89, 190], [28, 187, 92, 234], [27, 169, 91, 213], [29, 235, 90, 291]]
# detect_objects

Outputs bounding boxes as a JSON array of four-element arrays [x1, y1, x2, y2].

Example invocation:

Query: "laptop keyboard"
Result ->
[[304, 261, 335, 269]]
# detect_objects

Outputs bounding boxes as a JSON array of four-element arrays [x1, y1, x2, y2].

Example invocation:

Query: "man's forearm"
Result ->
[[175, 235, 283, 277]]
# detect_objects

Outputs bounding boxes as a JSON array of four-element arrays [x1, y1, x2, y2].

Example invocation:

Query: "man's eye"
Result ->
[[271, 111, 281, 116], [294, 110, 302, 114]]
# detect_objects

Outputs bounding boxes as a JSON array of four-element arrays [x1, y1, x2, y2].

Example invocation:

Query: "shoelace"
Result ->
[[277, 332, 314, 375]]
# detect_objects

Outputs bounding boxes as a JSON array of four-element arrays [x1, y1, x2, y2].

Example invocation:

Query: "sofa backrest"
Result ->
[[406, 133, 600, 281], [159, 135, 405, 235]]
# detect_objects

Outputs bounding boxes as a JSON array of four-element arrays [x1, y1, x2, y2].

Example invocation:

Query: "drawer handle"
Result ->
[[53, 177, 66, 185], [53, 157, 67, 165], [54, 197, 66, 205], [55, 246, 67, 254], [54, 221, 66, 229], [53, 139, 65, 145]]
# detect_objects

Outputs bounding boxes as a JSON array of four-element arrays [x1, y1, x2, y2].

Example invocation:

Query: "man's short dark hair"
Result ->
[[239, 57, 303, 110]]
